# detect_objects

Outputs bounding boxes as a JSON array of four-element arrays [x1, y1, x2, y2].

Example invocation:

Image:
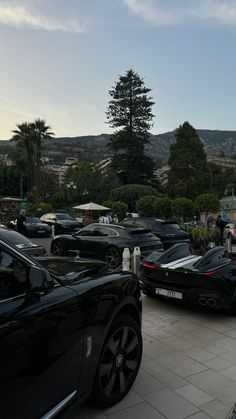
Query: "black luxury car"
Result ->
[[0, 236, 142, 419], [50, 223, 163, 268], [40, 212, 83, 235], [139, 243, 236, 310], [0, 226, 47, 256], [122, 217, 190, 249], [9, 216, 52, 237]]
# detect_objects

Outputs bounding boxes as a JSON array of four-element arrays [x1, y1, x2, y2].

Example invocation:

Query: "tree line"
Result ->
[[1, 68, 236, 218]]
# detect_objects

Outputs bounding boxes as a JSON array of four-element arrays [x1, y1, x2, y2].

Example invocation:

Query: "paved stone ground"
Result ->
[[66, 295, 236, 419]]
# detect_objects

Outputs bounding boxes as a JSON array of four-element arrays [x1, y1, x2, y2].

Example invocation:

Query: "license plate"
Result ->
[[155, 288, 182, 300]]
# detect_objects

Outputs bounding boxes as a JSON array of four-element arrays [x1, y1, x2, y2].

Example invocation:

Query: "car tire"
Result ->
[[104, 246, 122, 269], [51, 239, 66, 256], [92, 315, 142, 408]]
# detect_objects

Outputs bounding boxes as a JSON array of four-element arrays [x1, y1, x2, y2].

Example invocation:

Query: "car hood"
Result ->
[[36, 256, 108, 282], [26, 222, 50, 228], [58, 220, 81, 226]]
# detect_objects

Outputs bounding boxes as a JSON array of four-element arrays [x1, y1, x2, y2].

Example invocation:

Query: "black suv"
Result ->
[[40, 212, 83, 235], [0, 236, 142, 419], [122, 217, 190, 249]]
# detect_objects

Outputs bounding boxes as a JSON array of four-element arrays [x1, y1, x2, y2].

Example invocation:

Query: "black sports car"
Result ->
[[9, 216, 52, 237], [40, 212, 83, 235], [0, 226, 48, 256], [121, 217, 190, 249], [0, 236, 142, 419], [139, 243, 236, 310], [50, 223, 163, 268]]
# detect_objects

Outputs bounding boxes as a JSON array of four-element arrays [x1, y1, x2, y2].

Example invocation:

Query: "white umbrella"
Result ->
[[73, 202, 110, 210]]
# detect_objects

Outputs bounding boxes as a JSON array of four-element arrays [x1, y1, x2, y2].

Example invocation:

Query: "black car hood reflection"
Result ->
[[36, 256, 108, 282]]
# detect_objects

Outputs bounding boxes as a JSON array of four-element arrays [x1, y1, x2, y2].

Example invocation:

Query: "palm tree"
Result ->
[[32, 119, 54, 188], [11, 119, 54, 193], [11, 122, 35, 192]]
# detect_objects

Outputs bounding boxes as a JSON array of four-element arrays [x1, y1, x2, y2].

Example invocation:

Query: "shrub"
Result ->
[[136, 195, 158, 216], [110, 184, 159, 211], [154, 197, 173, 219], [111, 201, 128, 221]]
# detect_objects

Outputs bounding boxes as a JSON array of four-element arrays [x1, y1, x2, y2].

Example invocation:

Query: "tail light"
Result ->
[[233, 229, 236, 234], [202, 271, 215, 276], [141, 262, 157, 269]]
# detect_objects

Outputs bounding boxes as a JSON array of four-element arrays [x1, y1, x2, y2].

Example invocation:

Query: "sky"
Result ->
[[0, 0, 236, 139]]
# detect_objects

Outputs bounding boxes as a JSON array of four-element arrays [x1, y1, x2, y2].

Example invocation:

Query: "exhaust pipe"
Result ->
[[199, 297, 208, 306], [208, 298, 216, 307]]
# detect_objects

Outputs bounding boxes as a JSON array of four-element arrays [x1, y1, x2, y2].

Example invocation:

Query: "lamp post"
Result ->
[[82, 189, 88, 204]]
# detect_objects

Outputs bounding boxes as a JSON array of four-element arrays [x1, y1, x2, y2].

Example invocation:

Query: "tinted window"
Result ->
[[156, 223, 181, 232], [0, 249, 27, 300], [56, 214, 75, 221], [93, 227, 118, 237], [77, 226, 95, 236], [0, 229, 31, 245], [26, 217, 41, 223]]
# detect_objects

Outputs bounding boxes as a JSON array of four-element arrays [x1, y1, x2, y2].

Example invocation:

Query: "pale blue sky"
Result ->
[[0, 0, 236, 139]]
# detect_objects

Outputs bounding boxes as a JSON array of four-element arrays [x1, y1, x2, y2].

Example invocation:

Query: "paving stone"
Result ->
[[159, 336, 195, 351], [156, 352, 208, 377], [155, 370, 189, 389], [102, 391, 143, 415], [200, 399, 230, 419], [66, 404, 107, 419], [144, 387, 199, 419], [182, 347, 216, 362], [202, 357, 233, 371], [187, 370, 236, 404], [107, 401, 165, 419], [133, 368, 164, 396], [141, 357, 168, 376], [175, 384, 214, 406], [185, 413, 212, 419], [213, 337, 236, 352], [220, 365, 236, 381]]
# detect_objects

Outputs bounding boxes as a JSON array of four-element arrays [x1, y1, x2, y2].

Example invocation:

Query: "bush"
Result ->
[[111, 201, 128, 221], [155, 197, 173, 219], [28, 202, 53, 216], [172, 197, 194, 222], [185, 226, 220, 246], [110, 184, 159, 211], [136, 195, 158, 216]]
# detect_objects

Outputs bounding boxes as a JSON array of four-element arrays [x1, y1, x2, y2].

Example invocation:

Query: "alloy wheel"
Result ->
[[104, 247, 121, 268]]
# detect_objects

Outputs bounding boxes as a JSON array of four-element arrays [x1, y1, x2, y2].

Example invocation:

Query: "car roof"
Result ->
[[126, 217, 176, 223], [84, 223, 149, 231]]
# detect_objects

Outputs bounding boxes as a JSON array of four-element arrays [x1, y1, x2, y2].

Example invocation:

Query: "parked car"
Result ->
[[139, 242, 236, 310], [224, 222, 236, 243], [50, 223, 163, 268], [9, 216, 52, 237], [40, 212, 83, 235], [122, 217, 190, 249], [0, 235, 142, 419], [0, 226, 47, 256]]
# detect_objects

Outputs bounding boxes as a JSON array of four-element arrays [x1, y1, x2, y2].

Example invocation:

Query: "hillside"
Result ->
[[2, 129, 236, 166]]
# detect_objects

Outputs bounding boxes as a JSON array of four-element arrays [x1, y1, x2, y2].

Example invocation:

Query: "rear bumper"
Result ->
[[139, 276, 233, 309]]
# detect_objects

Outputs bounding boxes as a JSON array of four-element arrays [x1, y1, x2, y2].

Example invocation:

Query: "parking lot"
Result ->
[[34, 238, 236, 419]]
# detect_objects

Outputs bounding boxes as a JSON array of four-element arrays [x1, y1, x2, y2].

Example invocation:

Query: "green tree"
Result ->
[[110, 184, 159, 211], [107, 69, 155, 184], [167, 122, 210, 199], [155, 197, 173, 219], [195, 193, 219, 217], [171, 198, 195, 222], [111, 201, 128, 221], [136, 195, 158, 216], [11, 119, 54, 193]]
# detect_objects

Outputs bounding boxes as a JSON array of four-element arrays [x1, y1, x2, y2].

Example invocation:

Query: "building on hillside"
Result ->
[[46, 157, 78, 186], [0, 154, 13, 166], [207, 155, 236, 170], [154, 165, 170, 186]]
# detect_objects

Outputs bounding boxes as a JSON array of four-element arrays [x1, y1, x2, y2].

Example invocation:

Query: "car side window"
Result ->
[[77, 226, 95, 236], [0, 249, 27, 301]]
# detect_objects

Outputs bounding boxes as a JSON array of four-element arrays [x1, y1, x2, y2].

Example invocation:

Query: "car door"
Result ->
[[74, 225, 97, 257], [0, 244, 84, 419]]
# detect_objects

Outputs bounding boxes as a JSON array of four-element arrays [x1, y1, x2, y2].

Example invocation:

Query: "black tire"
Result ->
[[104, 246, 122, 269], [92, 315, 142, 408], [51, 239, 66, 256]]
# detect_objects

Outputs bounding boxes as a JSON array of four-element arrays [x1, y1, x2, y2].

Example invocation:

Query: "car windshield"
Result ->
[[56, 214, 75, 221], [26, 217, 41, 223], [0, 229, 31, 245], [157, 223, 181, 232]]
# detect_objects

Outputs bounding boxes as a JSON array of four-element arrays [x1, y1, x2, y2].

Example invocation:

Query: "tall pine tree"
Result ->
[[167, 121, 210, 199], [107, 69, 155, 185]]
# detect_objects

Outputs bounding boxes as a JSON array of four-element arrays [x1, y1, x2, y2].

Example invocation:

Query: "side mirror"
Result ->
[[29, 266, 54, 295]]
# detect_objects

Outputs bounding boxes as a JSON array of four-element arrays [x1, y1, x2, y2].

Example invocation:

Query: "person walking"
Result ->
[[16, 209, 27, 235], [215, 214, 227, 245], [98, 214, 110, 224]]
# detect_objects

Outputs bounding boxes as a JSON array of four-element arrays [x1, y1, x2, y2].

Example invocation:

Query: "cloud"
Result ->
[[191, 0, 236, 25], [123, 0, 174, 25], [0, 1, 87, 33], [123, 0, 236, 27]]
